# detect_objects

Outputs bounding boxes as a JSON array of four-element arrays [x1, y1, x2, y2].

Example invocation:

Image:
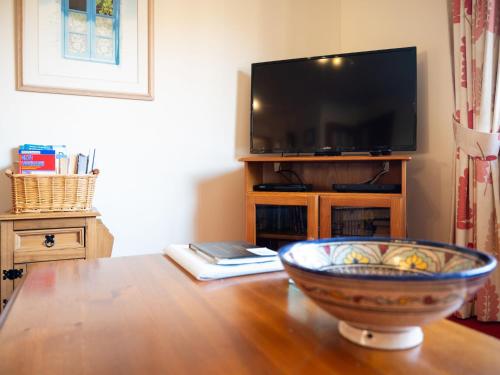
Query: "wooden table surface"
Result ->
[[0, 254, 498, 375]]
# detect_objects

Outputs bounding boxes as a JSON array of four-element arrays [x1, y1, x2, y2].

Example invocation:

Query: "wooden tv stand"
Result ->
[[239, 155, 410, 249]]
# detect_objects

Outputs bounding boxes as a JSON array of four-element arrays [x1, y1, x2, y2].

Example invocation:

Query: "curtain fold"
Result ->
[[451, 0, 500, 321]]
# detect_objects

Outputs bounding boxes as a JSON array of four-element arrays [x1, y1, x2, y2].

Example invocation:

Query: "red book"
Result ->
[[18, 151, 56, 174]]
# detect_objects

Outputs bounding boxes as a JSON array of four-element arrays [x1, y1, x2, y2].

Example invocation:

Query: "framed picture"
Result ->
[[15, 0, 154, 100]]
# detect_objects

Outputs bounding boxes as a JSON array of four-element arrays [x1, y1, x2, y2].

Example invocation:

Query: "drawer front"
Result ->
[[14, 248, 86, 264], [14, 228, 85, 263], [13, 218, 86, 231]]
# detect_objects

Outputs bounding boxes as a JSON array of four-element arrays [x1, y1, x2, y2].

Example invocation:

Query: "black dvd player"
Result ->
[[253, 183, 313, 192], [333, 184, 401, 193]]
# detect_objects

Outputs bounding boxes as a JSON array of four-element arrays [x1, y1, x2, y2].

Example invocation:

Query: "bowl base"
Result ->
[[338, 321, 423, 350]]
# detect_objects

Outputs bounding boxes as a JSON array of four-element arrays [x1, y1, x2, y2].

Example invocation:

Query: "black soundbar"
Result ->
[[253, 183, 313, 192], [333, 184, 401, 193]]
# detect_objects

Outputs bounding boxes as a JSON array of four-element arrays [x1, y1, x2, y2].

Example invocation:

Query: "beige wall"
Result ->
[[0, 0, 454, 253], [0, 0, 341, 256], [340, 0, 455, 242]]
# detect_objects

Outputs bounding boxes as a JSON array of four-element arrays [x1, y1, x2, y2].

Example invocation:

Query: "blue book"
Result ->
[[19, 144, 54, 151], [19, 149, 55, 155]]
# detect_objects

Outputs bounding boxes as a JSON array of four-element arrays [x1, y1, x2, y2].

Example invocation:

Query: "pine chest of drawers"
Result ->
[[0, 209, 113, 312]]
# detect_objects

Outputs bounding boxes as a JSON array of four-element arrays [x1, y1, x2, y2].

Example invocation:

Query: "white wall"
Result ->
[[340, 0, 455, 242], [0, 0, 341, 256]]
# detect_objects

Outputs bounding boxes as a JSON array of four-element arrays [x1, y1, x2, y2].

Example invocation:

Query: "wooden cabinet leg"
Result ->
[[1, 221, 14, 312]]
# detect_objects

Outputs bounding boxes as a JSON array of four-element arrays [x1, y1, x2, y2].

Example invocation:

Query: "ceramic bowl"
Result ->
[[279, 238, 496, 350]]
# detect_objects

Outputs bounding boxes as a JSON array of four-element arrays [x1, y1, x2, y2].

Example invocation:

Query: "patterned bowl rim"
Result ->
[[278, 237, 497, 281]]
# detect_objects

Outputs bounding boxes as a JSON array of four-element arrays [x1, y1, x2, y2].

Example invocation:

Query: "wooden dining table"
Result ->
[[0, 254, 498, 374]]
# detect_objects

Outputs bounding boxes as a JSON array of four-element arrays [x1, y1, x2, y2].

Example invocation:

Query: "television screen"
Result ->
[[250, 47, 417, 154]]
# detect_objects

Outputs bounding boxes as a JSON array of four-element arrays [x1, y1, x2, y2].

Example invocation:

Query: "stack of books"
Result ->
[[17, 144, 96, 175], [164, 242, 284, 280]]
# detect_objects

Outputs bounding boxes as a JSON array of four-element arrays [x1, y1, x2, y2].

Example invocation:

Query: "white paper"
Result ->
[[164, 245, 284, 280], [246, 247, 277, 256]]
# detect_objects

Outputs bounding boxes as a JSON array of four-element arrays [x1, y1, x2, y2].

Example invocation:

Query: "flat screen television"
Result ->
[[250, 47, 417, 154]]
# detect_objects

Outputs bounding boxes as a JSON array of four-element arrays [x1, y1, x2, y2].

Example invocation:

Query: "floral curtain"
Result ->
[[452, 0, 500, 321]]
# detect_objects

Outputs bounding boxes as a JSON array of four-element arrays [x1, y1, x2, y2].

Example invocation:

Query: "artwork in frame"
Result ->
[[15, 0, 154, 100]]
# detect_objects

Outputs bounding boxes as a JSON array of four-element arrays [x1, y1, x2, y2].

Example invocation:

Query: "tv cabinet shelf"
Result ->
[[240, 155, 411, 162], [239, 155, 410, 250], [248, 191, 403, 198]]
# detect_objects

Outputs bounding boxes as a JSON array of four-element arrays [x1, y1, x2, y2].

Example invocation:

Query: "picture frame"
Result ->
[[15, 0, 154, 100]]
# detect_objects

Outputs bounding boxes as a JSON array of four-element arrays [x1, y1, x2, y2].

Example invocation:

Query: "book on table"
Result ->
[[188, 241, 277, 265], [164, 244, 284, 280]]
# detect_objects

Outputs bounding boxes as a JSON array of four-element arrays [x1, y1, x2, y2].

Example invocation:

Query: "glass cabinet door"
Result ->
[[331, 207, 390, 237], [319, 196, 405, 239], [247, 194, 318, 250]]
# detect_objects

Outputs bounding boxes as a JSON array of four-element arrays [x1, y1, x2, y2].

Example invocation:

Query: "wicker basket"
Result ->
[[5, 169, 99, 213]]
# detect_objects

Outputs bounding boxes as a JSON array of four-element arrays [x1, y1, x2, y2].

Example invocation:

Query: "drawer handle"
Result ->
[[3, 269, 23, 280], [44, 234, 55, 248]]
